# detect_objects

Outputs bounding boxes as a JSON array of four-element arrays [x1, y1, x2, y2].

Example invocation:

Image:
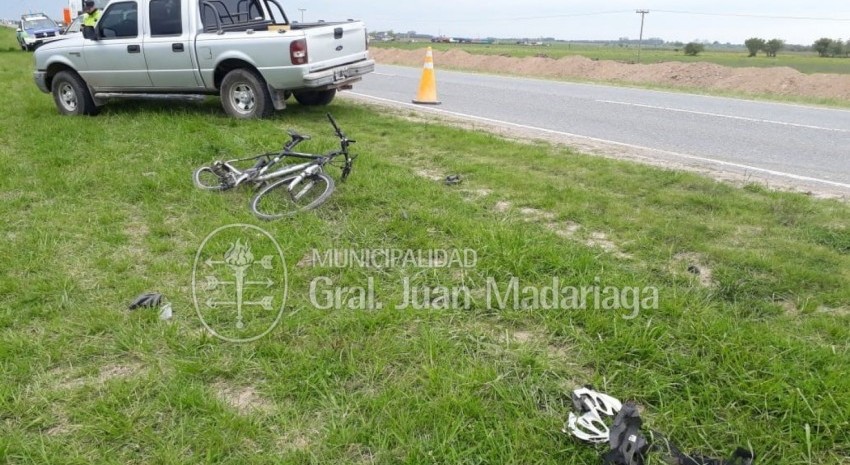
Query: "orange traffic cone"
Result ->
[[412, 47, 441, 105]]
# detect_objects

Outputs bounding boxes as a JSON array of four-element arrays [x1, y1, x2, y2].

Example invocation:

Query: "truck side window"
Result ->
[[98, 2, 138, 38], [150, 0, 182, 36]]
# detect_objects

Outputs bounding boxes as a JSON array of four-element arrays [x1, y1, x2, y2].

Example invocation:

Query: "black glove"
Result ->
[[128, 292, 163, 310]]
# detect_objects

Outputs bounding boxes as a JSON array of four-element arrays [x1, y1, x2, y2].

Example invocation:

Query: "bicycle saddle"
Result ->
[[287, 129, 311, 142]]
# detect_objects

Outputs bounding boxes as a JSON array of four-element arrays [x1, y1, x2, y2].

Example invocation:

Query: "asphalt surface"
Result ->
[[347, 64, 850, 195]]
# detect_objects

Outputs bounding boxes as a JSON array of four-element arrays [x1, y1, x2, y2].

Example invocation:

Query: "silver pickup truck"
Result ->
[[33, 0, 374, 118]]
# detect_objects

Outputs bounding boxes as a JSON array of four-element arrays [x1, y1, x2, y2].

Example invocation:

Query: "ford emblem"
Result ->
[[336, 45, 344, 51]]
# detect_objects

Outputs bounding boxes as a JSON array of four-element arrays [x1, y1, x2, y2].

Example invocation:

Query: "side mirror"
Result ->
[[82, 25, 98, 40], [16, 28, 21, 32]]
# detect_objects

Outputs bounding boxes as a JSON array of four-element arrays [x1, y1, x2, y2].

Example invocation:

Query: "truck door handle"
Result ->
[[172, 43, 184, 52], [127, 45, 140, 53]]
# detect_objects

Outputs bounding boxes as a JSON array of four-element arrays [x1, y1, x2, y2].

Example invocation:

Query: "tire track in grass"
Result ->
[[411, 166, 631, 258]]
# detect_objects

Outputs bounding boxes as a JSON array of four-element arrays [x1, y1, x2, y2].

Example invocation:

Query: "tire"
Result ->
[[293, 89, 336, 106], [51, 71, 98, 116], [193, 166, 232, 191], [250, 173, 335, 220], [220, 68, 273, 119]]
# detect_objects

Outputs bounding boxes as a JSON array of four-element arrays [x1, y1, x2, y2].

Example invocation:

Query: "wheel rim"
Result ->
[[194, 167, 225, 190], [253, 175, 332, 219], [230, 83, 256, 115], [58, 83, 78, 111]]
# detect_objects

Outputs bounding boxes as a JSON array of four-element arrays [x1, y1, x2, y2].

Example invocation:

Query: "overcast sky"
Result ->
[[8, 0, 850, 45]]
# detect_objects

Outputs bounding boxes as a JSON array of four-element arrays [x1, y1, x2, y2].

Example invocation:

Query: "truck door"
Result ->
[[144, 0, 201, 88], [82, 1, 152, 89]]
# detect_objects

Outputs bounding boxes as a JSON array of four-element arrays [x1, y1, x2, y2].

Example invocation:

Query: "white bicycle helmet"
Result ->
[[563, 387, 624, 444], [565, 410, 611, 443], [572, 387, 623, 416]]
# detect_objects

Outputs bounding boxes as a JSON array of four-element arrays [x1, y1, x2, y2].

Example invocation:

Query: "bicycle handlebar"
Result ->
[[326, 113, 356, 148], [326, 113, 343, 138]]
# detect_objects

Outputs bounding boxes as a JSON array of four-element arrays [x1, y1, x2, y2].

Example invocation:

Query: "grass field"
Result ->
[[2, 29, 850, 464], [373, 41, 850, 75]]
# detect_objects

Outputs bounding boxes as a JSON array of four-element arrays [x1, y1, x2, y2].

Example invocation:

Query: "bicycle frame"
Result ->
[[198, 113, 354, 208], [218, 147, 346, 188]]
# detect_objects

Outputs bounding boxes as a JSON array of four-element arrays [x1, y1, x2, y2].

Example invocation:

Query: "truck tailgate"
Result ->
[[303, 22, 368, 68]]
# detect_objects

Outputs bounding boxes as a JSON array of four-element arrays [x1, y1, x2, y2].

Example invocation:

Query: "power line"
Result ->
[[370, 9, 850, 25], [512, 10, 633, 21], [653, 9, 850, 22], [374, 10, 633, 24]]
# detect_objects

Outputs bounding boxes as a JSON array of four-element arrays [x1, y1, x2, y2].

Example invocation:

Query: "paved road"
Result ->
[[347, 64, 850, 194]]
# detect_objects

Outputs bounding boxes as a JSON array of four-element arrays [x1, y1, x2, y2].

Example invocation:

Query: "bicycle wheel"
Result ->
[[193, 166, 231, 191], [250, 173, 335, 220]]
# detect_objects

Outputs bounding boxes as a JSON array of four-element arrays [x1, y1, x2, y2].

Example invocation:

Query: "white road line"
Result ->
[[345, 92, 850, 190], [597, 100, 850, 133]]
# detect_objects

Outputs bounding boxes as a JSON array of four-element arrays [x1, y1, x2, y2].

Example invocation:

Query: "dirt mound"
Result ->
[[370, 48, 850, 101]]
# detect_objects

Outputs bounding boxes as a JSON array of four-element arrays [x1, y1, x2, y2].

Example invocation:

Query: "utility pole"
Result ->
[[635, 9, 649, 63], [298, 8, 306, 23]]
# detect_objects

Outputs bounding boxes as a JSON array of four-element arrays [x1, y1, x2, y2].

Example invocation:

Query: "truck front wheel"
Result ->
[[220, 69, 273, 119], [51, 71, 98, 116], [293, 89, 336, 106]]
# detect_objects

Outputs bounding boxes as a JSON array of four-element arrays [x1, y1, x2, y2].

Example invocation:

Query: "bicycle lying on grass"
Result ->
[[193, 113, 356, 220]]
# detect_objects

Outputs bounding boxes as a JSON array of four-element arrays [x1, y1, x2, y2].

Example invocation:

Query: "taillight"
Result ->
[[290, 39, 308, 65]]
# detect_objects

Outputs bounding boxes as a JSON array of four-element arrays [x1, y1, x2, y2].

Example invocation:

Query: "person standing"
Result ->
[[82, 1, 102, 27]]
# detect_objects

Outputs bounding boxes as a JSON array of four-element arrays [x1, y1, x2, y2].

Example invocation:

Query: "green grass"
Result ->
[[375, 41, 850, 75], [2, 27, 850, 465]]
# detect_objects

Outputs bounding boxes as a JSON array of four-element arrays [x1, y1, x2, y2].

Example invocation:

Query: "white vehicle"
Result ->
[[33, 0, 374, 118]]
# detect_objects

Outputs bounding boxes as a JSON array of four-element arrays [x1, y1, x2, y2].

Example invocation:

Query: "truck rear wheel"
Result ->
[[51, 71, 98, 116], [293, 89, 336, 106], [220, 69, 273, 119]]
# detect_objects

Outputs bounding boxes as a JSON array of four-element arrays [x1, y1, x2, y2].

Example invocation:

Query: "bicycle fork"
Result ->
[[287, 165, 322, 201]]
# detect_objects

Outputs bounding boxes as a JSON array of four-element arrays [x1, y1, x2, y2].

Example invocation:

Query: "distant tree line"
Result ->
[[683, 42, 705, 56], [813, 38, 849, 57], [370, 30, 850, 58], [743, 38, 785, 57], [738, 37, 850, 58]]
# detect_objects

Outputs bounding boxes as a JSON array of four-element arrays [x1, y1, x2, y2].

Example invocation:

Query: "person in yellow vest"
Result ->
[[82, 1, 102, 27]]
